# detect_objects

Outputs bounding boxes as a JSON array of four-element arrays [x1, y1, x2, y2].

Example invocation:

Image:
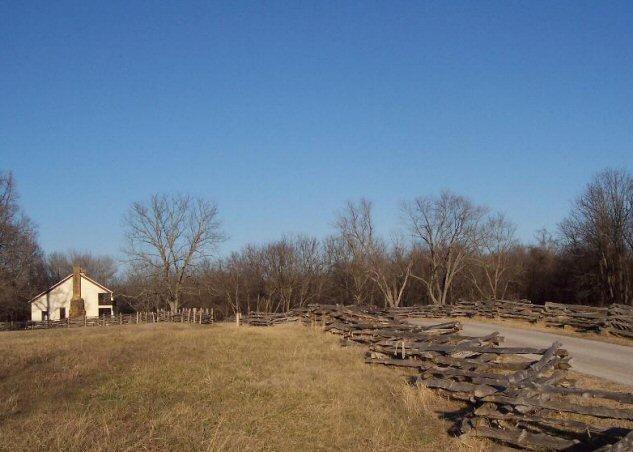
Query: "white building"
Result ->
[[29, 266, 114, 321]]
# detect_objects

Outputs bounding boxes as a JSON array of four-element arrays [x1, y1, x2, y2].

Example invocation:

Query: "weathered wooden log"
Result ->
[[505, 342, 563, 386], [536, 385, 633, 404], [469, 425, 579, 450], [421, 378, 478, 394], [481, 394, 633, 420], [364, 357, 424, 368], [474, 403, 631, 439]]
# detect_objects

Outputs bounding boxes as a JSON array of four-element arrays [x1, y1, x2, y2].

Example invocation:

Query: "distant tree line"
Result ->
[[1, 168, 632, 321]]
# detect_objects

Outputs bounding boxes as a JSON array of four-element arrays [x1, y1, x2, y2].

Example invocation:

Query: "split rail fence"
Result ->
[[241, 305, 633, 451], [0, 308, 214, 331], [389, 300, 633, 339]]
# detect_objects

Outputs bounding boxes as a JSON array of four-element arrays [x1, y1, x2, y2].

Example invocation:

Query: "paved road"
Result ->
[[411, 318, 633, 386]]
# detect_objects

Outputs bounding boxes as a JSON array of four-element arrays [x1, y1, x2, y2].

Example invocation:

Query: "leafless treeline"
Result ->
[[115, 169, 633, 318], [0, 173, 47, 320], [1, 168, 632, 321]]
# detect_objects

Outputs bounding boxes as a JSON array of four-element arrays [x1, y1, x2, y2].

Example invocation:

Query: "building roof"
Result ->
[[28, 272, 113, 303]]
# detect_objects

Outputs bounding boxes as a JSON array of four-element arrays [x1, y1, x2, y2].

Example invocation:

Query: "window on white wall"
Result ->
[[98, 293, 111, 305]]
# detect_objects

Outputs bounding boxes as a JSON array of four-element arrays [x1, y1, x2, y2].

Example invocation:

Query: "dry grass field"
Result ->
[[0, 323, 487, 451]]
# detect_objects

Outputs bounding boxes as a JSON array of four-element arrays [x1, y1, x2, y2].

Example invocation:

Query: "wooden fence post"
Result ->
[[236, 311, 241, 327]]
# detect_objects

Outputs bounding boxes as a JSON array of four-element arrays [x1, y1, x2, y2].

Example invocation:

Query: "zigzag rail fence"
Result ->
[[389, 299, 633, 339], [240, 304, 633, 451]]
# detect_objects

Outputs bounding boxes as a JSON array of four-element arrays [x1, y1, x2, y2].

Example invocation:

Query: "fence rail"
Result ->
[[388, 300, 633, 338], [0, 308, 214, 331]]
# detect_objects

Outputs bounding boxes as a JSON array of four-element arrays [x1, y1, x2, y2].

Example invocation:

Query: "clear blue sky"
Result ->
[[2, 1, 632, 258]]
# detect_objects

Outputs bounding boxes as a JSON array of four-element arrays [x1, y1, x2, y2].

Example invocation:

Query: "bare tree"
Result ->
[[334, 199, 374, 305], [322, 235, 361, 303], [0, 172, 47, 320], [470, 213, 518, 300], [335, 199, 412, 307], [403, 191, 487, 305], [123, 194, 225, 312], [211, 254, 246, 315], [112, 267, 164, 313], [47, 250, 117, 285], [369, 237, 413, 308], [197, 235, 326, 315], [195, 249, 260, 317], [560, 169, 633, 306], [260, 239, 300, 313], [293, 235, 326, 307]]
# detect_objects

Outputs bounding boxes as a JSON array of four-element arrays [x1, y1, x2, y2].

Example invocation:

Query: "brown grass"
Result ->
[[0, 323, 487, 451]]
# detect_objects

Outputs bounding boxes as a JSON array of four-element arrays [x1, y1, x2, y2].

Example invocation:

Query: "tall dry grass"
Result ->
[[0, 323, 487, 451]]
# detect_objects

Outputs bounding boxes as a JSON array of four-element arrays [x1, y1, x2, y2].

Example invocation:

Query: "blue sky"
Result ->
[[2, 1, 632, 258]]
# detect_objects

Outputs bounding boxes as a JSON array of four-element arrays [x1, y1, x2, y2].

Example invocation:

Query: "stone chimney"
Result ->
[[69, 265, 86, 317]]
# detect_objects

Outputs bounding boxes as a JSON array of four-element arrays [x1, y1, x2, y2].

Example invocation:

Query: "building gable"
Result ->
[[29, 273, 113, 304]]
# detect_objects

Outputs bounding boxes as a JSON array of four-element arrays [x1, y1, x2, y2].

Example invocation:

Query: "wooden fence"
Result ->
[[389, 300, 633, 339], [0, 308, 214, 331], [238, 311, 305, 326], [241, 305, 633, 451]]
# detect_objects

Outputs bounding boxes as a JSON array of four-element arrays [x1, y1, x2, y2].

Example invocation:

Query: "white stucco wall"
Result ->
[[30, 275, 113, 320]]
